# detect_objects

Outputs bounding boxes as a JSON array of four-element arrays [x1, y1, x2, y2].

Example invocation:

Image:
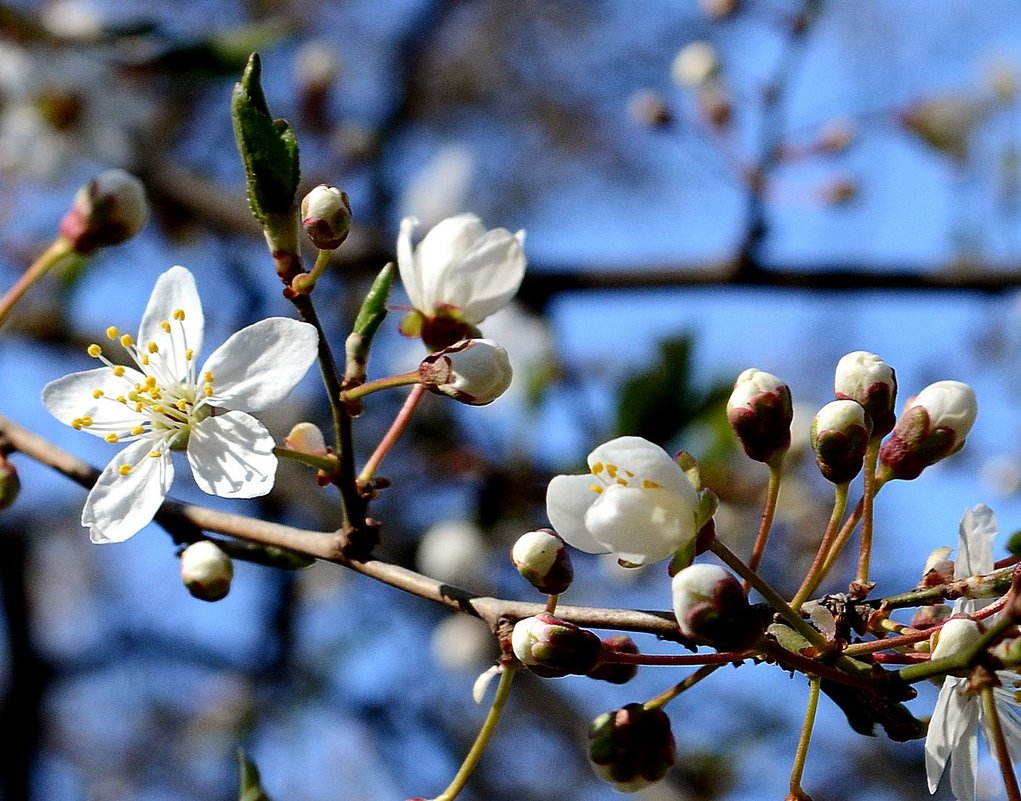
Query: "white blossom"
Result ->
[[546, 436, 699, 567], [42, 266, 318, 543]]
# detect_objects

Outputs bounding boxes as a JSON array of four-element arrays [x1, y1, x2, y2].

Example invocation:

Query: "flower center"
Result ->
[[588, 461, 663, 495], [71, 308, 216, 473]]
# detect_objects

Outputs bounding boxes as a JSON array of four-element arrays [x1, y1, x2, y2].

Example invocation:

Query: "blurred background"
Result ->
[[2, 0, 1021, 798]]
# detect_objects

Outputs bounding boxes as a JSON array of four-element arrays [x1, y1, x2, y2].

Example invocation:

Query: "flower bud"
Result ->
[[879, 380, 977, 480], [698, 0, 738, 20], [671, 41, 719, 89], [810, 399, 872, 483], [511, 613, 602, 677], [727, 368, 793, 464], [834, 351, 897, 437], [671, 563, 762, 650], [587, 635, 639, 685], [920, 546, 954, 587], [511, 528, 573, 595], [283, 422, 328, 457], [627, 89, 673, 128], [588, 703, 676, 792], [0, 455, 20, 510], [418, 338, 513, 405], [931, 617, 982, 666], [59, 169, 148, 254], [301, 184, 352, 250], [180, 540, 233, 602], [910, 604, 951, 631]]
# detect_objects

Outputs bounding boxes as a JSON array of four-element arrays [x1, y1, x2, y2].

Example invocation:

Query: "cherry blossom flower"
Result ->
[[42, 266, 318, 543], [545, 436, 700, 567], [925, 504, 1021, 801]]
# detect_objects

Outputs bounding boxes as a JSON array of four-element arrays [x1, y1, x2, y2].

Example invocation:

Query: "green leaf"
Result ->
[[232, 53, 301, 224], [237, 751, 274, 801], [353, 262, 396, 338]]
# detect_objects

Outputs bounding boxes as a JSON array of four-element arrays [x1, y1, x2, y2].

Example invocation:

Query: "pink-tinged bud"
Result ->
[[920, 546, 954, 587], [511, 613, 602, 677], [671, 563, 762, 650], [588, 703, 676, 792], [810, 399, 872, 484], [59, 169, 148, 254], [588, 635, 639, 685], [180, 540, 234, 602], [284, 422, 328, 457], [511, 528, 573, 595], [910, 604, 951, 631], [834, 351, 897, 437], [301, 184, 352, 250], [817, 117, 856, 153], [0, 455, 20, 510], [418, 338, 513, 405], [698, 0, 739, 20], [727, 368, 793, 464], [879, 380, 977, 480]]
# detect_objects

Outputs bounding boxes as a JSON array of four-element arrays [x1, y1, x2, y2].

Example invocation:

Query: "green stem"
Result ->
[[788, 676, 820, 799], [981, 683, 1021, 801], [358, 384, 427, 483], [431, 667, 516, 801], [0, 237, 76, 329], [339, 370, 420, 403], [791, 481, 849, 609], [643, 664, 720, 710], [744, 456, 784, 590], [899, 614, 1017, 684], [291, 248, 333, 294], [853, 439, 882, 592], [272, 446, 340, 473]]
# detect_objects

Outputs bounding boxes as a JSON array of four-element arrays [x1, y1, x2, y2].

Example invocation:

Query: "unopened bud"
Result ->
[[671, 41, 719, 88], [879, 380, 977, 480], [931, 617, 983, 670], [834, 351, 897, 437], [511, 613, 602, 677], [727, 368, 793, 464], [284, 422, 328, 457], [627, 89, 673, 128], [301, 184, 352, 250], [180, 540, 233, 602], [511, 528, 573, 595], [822, 176, 858, 205], [698, 0, 738, 20], [418, 338, 513, 405], [588, 635, 640, 685], [810, 400, 872, 483], [0, 455, 19, 510], [817, 117, 856, 153], [672, 563, 762, 650], [59, 169, 148, 254], [698, 80, 733, 130], [910, 604, 951, 631], [588, 703, 676, 792]]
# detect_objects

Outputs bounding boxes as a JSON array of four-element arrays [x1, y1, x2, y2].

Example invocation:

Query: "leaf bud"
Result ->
[[810, 399, 872, 483], [301, 184, 352, 250], [511, 613, 602, 677], [418, 338, 513, 406], [834, 351, 897, 437], [283, 421, 328, 457], [180, 540, 234, 602], [587, 635, 640, 685], [727, 368, 793, 464], [510, 528, 573, 595], [59, 169, 148, 254], [879, 380, 977, 480], [588, 703, 676, 792], [671, 563, 762, 650]]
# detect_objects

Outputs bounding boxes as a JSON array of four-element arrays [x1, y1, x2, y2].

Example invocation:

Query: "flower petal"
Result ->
[[589, 436, 697, 500], [187, 410, 277, 498], [42, 366, 146, 437], [415, 214, 488, 313], [397, 216, 425, 311], [82, 438, 173, 543], [925, 677, 978, 797], [137, 265, 204, 374], [955, 504, 997, 579], [546, 473, 606, 553], [585, 483, 697, 566], [201, 318, 318, 412], [444, 228, 526, 323]]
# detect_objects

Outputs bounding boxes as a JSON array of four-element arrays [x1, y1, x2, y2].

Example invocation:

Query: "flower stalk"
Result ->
[[745, 456, 783, 587], [788, 677, 821, 801], [980, 681, 1021, 801], [0, 237, 77, 329]]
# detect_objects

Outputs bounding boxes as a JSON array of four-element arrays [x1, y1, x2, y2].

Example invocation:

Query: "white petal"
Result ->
[[416, 214, 487, 311], [137, 266, 204, 372], [948, 726, 979, 801], [589, 436, 697, 500], [201, 318, 318, 412], [82, 438, 173, 543], [187, 411, 277, 498], [925, 678, 978, 796], [585, 484, 697, 566], [442, 228, 526, 324], [955, 504, 997, 578], [42, 366, 145, 436], [545, 473, 606, 553], [397, 216, 425, 310]]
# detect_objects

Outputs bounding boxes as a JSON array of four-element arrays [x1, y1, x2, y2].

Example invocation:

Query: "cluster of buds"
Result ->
[[59, 169, 148, 255], [588, 703, 677, 792], [179, 540, 234, 602], [418, 338, 513, 406], [671, 563, 762, 650]]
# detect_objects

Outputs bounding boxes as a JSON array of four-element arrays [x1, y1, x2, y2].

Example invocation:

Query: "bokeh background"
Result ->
[[2, 0, 1021, 799]]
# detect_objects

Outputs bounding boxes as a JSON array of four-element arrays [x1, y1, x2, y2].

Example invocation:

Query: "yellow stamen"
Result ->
[[113, 366, 125, 377], [173, 309, 185, 320], [120, 334, 134, 348], [141, 354, 149, 366], [116, 395, 126, 404], [106, 326, 119, 340], [175, 399, 188, 411], [184, 348, 194, 361], [92, 389, 104, 399], [591, 462, 604, 475], [148, 450, 161, 458], [71, 418, 83, 430], [203, 386, 213, 397], [130, 426, 145, 436], [642, 479, 662, 489], [606, 464, 618, 478], [147, 341, 159, 354], [79, 416, 93, 427], [118, 465, 131, 476], [590, 484, 604, 494], [203, 371, 214, 383], [160, 321, 171, 333], [87, 344, 102, 358], [105, 433, 119, 443], [616, 478, 628, 486]]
